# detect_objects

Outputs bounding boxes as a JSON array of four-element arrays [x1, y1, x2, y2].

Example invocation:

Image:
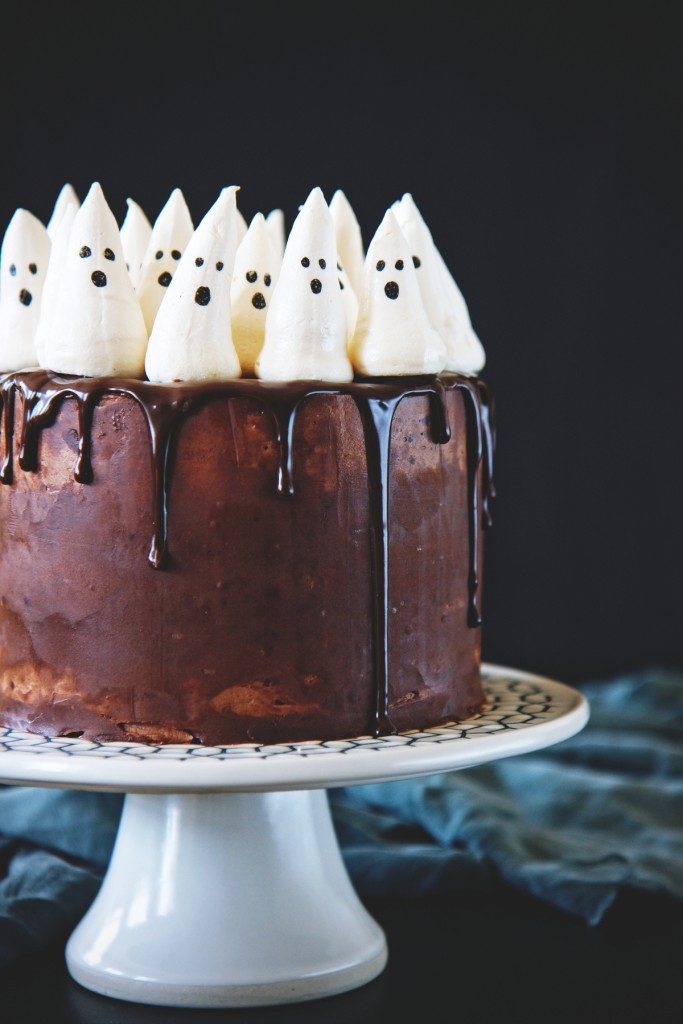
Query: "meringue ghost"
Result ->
[[0, 210, 51, 371], [330, 189, 365, 297], [256, 187, 352, 383], [349, 209, 446, 377], [265, 208, 286, 259], [46, 183, 79, 240], [35, 201, 77, 366], [393, 193, 485, 375], [145, 187, 241, 383], [42, 182, 147, 377], [137, 189, 193, 333], [120, 198, 152, 289], [230, 213, 280, 375]]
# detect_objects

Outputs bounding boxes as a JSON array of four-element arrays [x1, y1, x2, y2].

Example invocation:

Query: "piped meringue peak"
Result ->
[[394, 193, 484, 375], [349, 208, 446, 377], [256, 187, 353, 383], [46, 183, 79, 240], [120, 198, 152, 289], [137, 188, 194, 333], [231, 212, 280, 375], [0, 209, 51, 371], [330, 189, 365, 298], [145, 187, 241, 383], [43, 182, 147, 378]]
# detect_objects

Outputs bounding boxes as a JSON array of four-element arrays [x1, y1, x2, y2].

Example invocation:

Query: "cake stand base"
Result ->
[[0, 665, 589, 1008], [66, 790, 387, 1008]]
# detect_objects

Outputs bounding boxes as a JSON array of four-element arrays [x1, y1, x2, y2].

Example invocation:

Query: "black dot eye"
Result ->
[[376, 260, 385, 271], [103, 248, 115, 261], [339, 279, 344, 290], [412, 255, 421, 268], [195, 257, 204, 267], [171, 249, 181, 261], [246, 270, 257, 283], [337, 262, 342, 272], [79, 246, 91, 259], [28, 262, 37, 275], [310, 278, 322, 294], [264, 273, 271, 287], [216, 261, 224, 271], [395, 259, 404, 271], [301, 256, 310, 268], [9, 264, 16, 276], [155, 250, 163, 260], [318, 258, 326, 269]]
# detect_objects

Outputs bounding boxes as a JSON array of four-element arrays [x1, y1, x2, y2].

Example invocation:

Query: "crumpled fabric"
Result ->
[[0, 670, 680, 968]]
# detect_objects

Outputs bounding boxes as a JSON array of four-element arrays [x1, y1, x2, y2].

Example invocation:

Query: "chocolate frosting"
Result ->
[[0, 371, 495, 743]]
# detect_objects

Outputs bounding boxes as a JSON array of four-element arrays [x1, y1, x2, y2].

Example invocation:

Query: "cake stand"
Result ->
[[0, 664, 587, 1009]]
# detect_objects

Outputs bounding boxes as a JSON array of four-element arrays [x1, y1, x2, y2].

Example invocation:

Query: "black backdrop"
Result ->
[[1, 3, 680, 682]]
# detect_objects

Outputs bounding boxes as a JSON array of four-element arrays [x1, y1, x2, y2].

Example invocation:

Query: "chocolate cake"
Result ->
[[0, 371, 494, 744]]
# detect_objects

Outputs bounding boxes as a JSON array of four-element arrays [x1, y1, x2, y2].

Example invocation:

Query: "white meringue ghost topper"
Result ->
[[0, 209, 51, 371], [35, 201, 77, 367], [120, 198, 152, 289], [230, 213, 280, 375], [46, 183, 79, 240], [349, 208, 446, 377], [42, 182, 147, 378], [145, 187, 241, 383], [265, 208, 286, 259], [330, 189, 365, 298], [256, 187, 352, 383], [137, 189, 193, 333], [394, 193, 484, 375]]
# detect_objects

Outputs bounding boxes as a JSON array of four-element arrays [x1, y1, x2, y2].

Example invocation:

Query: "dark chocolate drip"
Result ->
[[0, 369, 495, 739]]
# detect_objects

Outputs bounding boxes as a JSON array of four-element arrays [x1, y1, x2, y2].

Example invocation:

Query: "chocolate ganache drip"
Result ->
[[0, 370, 495, 738]]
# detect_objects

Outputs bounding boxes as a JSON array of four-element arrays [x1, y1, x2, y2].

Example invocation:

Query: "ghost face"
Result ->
[[190, 254, 227, 307], [299, 252, 333, 296], [241, 264, 274, 311], [75, 241, 119, 290], [370, 254, 410, 305], [5, 255, 43, 308]]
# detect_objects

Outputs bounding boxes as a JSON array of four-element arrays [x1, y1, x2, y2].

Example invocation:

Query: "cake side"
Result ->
[[0, 375, 490, 744]]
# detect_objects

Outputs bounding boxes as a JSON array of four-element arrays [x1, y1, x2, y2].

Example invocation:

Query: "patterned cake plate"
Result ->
[[0, 665, 588, 1010], [0, 664, 587, 793]]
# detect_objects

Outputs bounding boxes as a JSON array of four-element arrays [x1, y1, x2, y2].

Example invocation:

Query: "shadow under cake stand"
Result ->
[[0, 664, 588, 1009]]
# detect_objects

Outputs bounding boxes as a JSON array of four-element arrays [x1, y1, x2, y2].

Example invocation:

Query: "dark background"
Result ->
[[1, 1, 680, 683]]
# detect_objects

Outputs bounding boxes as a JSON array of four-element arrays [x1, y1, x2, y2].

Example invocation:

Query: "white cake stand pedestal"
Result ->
[[0, 664, 587, 1009]]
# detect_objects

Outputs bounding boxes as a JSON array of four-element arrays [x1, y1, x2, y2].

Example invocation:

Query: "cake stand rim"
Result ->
[[0, 664, 589, 793]]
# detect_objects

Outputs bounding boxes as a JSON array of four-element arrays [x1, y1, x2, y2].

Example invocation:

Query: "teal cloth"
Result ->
[[0, 670, 681, 968]]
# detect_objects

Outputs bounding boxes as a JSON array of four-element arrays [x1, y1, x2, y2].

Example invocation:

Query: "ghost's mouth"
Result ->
[[91, 271, 107, 288], [158, 271, 172, 288], [310, 279, 322, 294], [384, 281, 399, 300], [195, 286, 211, 306], [18, 289, 32, 306], [251, 292, 266, 310]]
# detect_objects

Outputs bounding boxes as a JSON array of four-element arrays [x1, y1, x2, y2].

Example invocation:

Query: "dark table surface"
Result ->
[[2, 888, 680, 1024]]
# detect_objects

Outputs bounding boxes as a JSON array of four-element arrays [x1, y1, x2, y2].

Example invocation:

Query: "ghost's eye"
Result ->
[[216, 261, 224, 271], [318, 258, 326, 269], [337, 262, 342, 272], [395, 259, 404, 271], [376, 260, 386, 272], [9, 264, 16, 276], [171, 250, 181, 261], [301, 257, 310, 268], [103, 248, 115, 261], [264, 274, 271, 287], [195, 257, 204, 267], [246, 270, 257, 283], [80, 246, 92, 259], [155, 250, 163, 260], [412, 255, 421, 268], [28, 263, 37, 275], [339, 279, 344, 290]]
